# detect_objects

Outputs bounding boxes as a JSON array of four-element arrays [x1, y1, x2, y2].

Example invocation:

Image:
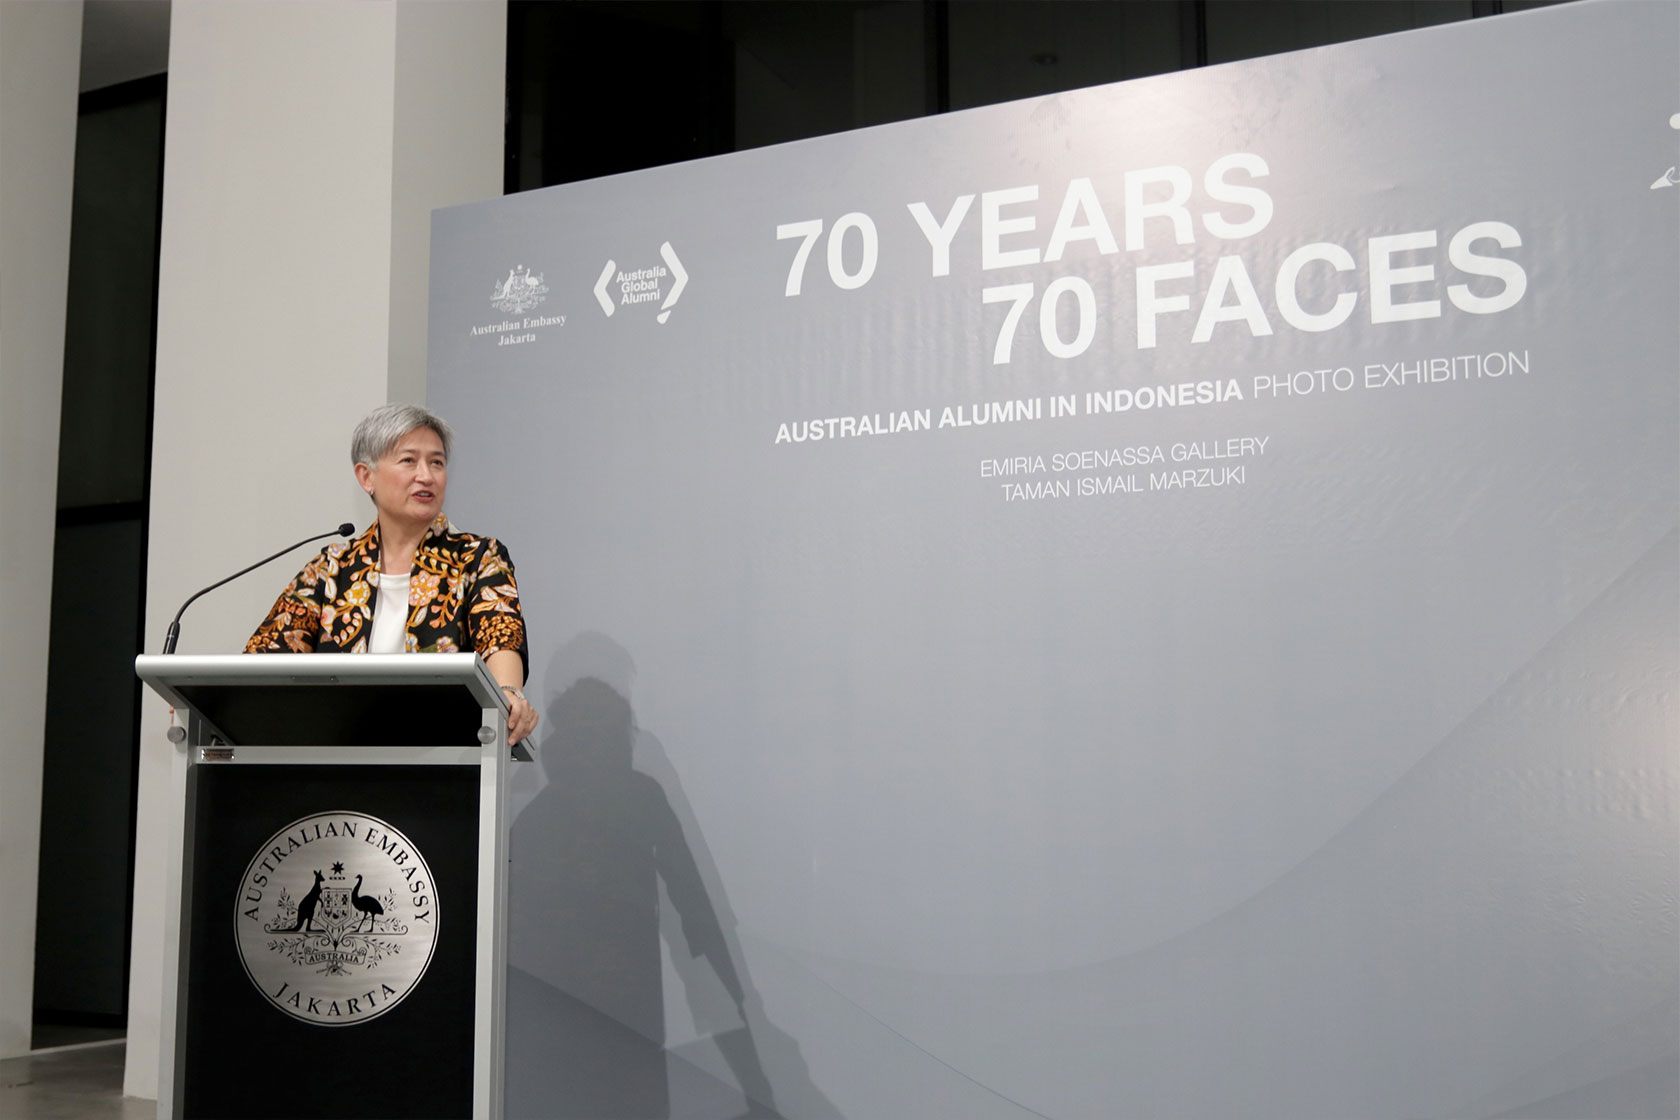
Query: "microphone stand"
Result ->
[[161, 522, 356, 654]]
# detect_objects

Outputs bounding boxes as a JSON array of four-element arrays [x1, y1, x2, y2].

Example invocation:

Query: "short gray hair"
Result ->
[[350, 403, 455, 467]]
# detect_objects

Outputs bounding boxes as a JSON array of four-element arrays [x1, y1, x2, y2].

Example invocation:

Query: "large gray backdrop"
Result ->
[[430, 4, 1679, 1117]]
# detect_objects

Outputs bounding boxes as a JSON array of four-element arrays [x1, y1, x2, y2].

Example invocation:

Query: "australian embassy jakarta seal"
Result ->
[[235, 811, 439, 1026]]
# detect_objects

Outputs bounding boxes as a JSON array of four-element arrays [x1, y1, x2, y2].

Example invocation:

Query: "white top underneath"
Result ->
[[369, 572, 411, 654]]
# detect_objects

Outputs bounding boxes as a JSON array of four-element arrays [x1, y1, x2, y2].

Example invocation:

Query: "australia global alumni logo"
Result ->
[[594, 241, 689, 324], [235, 811, 440, 1027]]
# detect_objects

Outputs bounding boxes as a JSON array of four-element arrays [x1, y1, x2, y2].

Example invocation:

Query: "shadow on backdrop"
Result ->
[[507, 632, 839, 1119]]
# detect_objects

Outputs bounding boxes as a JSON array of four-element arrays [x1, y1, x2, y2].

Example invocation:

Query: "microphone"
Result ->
[[161, 523, 356, 654]]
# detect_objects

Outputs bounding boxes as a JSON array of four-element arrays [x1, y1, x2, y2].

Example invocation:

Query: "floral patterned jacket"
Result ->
[[245, 513, 527, 676]]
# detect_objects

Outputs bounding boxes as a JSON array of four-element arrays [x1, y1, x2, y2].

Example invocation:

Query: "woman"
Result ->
[[246, 403, 538, 744]]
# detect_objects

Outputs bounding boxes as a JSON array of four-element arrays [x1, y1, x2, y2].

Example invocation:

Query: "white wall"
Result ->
[[0, 0, 82, 1063], [125, 0, 504, 1099]]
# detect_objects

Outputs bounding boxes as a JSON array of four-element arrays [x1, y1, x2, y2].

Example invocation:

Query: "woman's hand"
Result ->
[[501, 685, 538, 745], [486, 649, 537, 745]]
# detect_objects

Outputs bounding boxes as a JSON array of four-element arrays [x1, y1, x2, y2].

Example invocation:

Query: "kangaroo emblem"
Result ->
[[287, 870, 325, 932]]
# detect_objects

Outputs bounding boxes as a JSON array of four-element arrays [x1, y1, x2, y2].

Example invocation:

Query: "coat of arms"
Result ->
[[234, 812, 439, 1026], [491, 265, 548, 313]]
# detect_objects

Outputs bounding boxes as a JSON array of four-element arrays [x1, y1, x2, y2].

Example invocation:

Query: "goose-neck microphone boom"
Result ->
[[161, 522, 356, 654]]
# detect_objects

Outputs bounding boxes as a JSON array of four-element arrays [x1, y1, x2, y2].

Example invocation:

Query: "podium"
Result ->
[[135, 653, 525, 1120]]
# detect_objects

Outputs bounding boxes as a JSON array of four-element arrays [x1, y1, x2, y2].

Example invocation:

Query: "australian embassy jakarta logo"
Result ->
[[490, 264, 548, 313], [235, 812, 439, 1027], [473, 264, 566, 347]]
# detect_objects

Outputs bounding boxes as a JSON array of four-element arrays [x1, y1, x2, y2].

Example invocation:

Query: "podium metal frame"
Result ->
[[135, 653, 521, 1120]]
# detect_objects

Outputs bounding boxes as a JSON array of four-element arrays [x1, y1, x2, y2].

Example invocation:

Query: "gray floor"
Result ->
[[30, 1024, 125, 1050], [0, 1040, 155, 1120]]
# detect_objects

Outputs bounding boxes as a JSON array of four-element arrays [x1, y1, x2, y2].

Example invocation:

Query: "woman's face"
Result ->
[[357, 426, 448, 529]]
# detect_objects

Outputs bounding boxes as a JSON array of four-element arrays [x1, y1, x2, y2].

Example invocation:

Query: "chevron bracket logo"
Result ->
[[593, 242, 689, 325]]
